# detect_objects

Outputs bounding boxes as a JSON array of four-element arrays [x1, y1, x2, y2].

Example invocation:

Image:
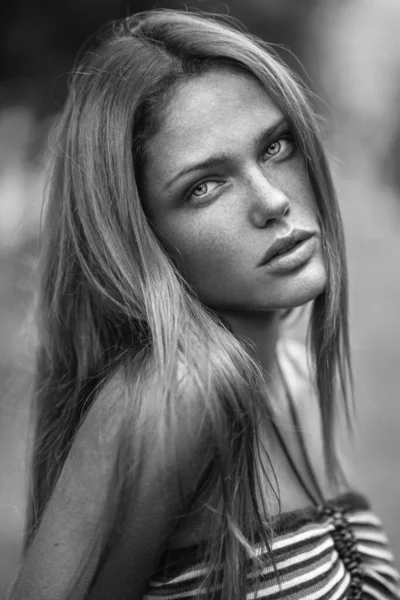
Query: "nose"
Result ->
[[246, 168, 290, 227]]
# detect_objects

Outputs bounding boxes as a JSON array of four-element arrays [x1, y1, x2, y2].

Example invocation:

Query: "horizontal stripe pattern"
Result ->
[[143, 493, 400, 599]]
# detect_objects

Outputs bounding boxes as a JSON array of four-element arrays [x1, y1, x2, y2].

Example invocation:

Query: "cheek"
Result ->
[[294, 167, 317, 213], [277, 156, 316, 211], [158, 216, 236, 284]]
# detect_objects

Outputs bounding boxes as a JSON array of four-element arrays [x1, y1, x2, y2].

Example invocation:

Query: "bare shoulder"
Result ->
[[73, 370, 129, 455], [79, 362, 210, 494], [10, 365, 208, 600], [9, 371, 132, 599]]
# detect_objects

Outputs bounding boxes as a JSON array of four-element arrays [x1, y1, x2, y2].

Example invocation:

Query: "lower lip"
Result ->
[[264, 236, 316, 273]]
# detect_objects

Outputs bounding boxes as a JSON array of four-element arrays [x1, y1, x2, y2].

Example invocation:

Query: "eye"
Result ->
[[267, 140, 282, 156], [189, 180, 220, 201], [263, 135, 295, 160]]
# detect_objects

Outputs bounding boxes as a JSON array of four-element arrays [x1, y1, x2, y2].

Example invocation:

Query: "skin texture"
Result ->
[[141, 68, 327, 317]]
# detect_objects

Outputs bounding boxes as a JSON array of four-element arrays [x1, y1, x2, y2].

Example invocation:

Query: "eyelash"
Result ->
[[262, 133, 295, 161], [186, 132, 295, 203]]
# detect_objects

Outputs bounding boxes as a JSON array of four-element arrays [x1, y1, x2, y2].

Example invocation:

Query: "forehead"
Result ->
[[144, 69, 285, 176]]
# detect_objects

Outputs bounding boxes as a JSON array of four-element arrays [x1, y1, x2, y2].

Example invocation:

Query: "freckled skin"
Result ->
[[141, 69, 326, 313]]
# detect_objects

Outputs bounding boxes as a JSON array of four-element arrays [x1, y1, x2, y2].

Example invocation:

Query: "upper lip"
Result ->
[[258, 229, 315, 266]]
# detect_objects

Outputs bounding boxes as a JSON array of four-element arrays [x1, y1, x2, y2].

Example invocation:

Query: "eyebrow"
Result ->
[[166, 117, 290, 189]]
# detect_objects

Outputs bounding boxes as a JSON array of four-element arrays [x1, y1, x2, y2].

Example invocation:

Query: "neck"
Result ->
[[219, 310, 282, 379]]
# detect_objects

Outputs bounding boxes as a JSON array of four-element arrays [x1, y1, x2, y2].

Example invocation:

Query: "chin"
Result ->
[[264, 262, 327, 310], [280, 284, 325, 310]]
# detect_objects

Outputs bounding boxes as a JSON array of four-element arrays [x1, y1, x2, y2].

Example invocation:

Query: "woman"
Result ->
[[9, 9, 400, 600]]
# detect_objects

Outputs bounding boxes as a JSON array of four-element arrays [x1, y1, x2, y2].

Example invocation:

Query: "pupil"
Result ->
[[195, 183, 207, 195], [270, 141, 280, 154]]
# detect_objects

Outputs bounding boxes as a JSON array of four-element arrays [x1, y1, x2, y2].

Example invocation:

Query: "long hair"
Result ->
[[25, 9, 352, 599]]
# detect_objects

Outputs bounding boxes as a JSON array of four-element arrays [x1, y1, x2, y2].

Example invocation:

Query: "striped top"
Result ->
[[143, 492, 400, 599]]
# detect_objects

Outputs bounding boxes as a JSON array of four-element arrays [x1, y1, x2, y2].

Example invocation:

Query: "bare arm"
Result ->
[[9, 377, 203, 600]]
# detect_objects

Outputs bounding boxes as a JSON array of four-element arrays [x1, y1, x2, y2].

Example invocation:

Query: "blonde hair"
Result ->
[[26, 9, 352, 599]]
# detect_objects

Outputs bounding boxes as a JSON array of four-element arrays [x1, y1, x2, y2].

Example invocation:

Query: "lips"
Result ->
[[259, 230, 315, 266]]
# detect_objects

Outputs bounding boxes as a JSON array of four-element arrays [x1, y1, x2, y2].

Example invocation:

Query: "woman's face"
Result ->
[[140, 68, 326, 312]]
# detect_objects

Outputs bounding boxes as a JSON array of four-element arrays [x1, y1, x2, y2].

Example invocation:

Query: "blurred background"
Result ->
[[1, 0, 400, 596]]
